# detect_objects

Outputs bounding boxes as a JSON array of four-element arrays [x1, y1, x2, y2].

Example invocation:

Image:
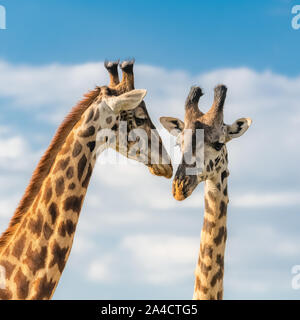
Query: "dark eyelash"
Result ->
[[211, 142, 224, 151], [135, 117, 146, 126]]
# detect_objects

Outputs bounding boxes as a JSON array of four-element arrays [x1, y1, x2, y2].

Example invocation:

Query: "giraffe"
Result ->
[[160, 85, 252, 300], [0, 60, 173, 300]]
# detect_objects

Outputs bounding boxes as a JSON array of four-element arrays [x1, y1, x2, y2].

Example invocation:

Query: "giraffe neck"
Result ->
[[0, 103, 103, 300], [193, 169, 229, 300]]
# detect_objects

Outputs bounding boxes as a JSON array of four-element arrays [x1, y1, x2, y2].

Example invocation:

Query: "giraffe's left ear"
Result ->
[[105, 89, 147, 113], [226, 118, 252, 141], [160, 117, 185, 136]]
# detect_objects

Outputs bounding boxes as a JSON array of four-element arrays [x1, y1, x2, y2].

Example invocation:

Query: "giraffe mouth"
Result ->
[[148, 163, 173, 179], [172, 178, 198, 200], [172, 164, 199, 200]]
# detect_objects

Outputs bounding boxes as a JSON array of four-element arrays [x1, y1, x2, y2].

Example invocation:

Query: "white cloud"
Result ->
[[86, 234, 199, 286], [121, 234, 199, 285], [0, 60, 105, 107], [0, 195, 19, 218], [87, 255, 115, 283], [227, 225, 300, 264], [1, 60, 300, 298], [72, 235, 96, 254], [231, 191, 300, 208], [0, 126, 41, 172], [1, 59, 300, 184], [0, 60, 107, 125], [0, 136, 27, 160]]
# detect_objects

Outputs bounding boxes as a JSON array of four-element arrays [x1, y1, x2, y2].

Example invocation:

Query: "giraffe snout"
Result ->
[[148, 163, 173, 179], [172, 164, 198, 200]]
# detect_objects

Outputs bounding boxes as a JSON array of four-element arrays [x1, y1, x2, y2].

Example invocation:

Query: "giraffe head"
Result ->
[[160, 85, 252, 200], [92, 60, 173, 178]]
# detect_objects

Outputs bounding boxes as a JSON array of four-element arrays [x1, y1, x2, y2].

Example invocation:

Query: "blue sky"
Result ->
[[0, 0, 300, 300], [0, 0, 299, 74]]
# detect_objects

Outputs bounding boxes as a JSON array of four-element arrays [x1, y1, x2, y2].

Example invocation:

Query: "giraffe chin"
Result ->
[[148, 164, 173, 179], [172, 178, 198, 201]]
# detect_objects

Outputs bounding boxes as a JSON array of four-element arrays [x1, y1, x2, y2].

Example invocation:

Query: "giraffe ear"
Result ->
[[160, 117, 185, 136], [226, 118, 252, 141], [105, 89, 147, 113]]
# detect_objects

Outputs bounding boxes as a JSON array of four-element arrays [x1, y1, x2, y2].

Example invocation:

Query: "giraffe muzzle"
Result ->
[[172, 164, 199, 200], [148, 163, 173, 179]]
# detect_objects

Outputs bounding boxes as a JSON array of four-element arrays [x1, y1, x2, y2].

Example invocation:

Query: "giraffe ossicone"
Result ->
[[160, 85, 252, 300], [0, 59, 173, 300]]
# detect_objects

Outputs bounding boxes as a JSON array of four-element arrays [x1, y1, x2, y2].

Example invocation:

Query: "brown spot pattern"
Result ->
[[49, 242, 68, 273], [210, 254, 224, 287], [66, 166, 74, 179], [55, 176, 65, 197], [200, 261, 212, 277], [77, 154, 87, 181], [195, 277, 208, 295], [65, 219, 76, 236], [78, 126, 95, 138], [63, 196, 83, 215], [24, 245, 48, 276], [203, 218, 216, 235], [14, 268, 30, 299], [82, 164, 92, 188], [213, 226, 227, 246], [29, 211, 43, 237], [60, 131, 75, 155], [49, 202, 59, 225], [72, 141, 82, 158], [43, 223, 53, 240], [58, 220, 76, 237], [200, 243, 213, 259], [44, 179, 52, 205], [204, 198, 214, 215], [217, 290, 223, 300], [0, 288, 12, 300], [53, 157, 70, 173], [208, 190, 216, 202], [0, 260, 15, 280], [85, 109, 94, 124], [68, 183, 76, 190], [106, 116, 112, 124], [218, 201, 227, 219], [33, 275, 56, 300], [87, 141, 95, 153], [12, 233, 27, 259]]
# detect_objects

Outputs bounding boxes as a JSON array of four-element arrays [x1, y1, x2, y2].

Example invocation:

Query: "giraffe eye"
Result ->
[[211, 142, 224, 151], [135, 117, 146, 126]]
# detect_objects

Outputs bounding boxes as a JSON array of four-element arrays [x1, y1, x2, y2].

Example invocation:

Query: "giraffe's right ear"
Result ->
[[226, 117, 252, 141], [105, 89, 147, 113], [160, 117, 185, 136]]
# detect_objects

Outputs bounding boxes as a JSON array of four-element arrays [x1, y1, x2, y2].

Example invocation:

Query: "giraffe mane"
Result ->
[[0, 86, 102, 250]]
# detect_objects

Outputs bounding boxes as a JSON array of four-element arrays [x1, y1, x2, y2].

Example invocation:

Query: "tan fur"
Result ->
[[0, 87, 102, 252], [193, 172, 229, 300], [0, 61, 173, 300], [161, 85, 251, 300], [0, 61, 137, 252]]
